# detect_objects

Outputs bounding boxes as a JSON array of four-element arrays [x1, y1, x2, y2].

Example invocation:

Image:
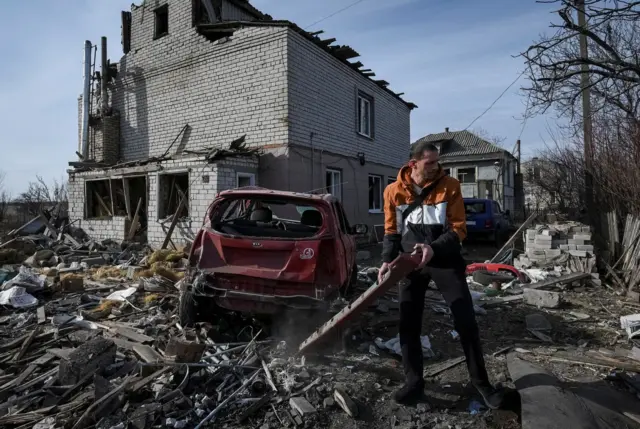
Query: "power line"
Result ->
[[463, 70, 526, 131], [304, 0, 369, 30]]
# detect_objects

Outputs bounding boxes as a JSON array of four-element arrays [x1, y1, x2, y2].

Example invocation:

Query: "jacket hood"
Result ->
[[396, 164, 446, 194]]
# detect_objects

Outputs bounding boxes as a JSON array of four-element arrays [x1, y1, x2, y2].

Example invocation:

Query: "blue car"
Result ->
[[463, 198, 511, 244]]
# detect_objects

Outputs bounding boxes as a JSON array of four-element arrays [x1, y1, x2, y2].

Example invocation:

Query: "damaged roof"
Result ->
[[193, 13, 415, 109], [413, 130, 515, 160]]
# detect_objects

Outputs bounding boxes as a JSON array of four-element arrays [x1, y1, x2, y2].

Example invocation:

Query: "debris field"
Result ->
[[0, 214, 640, 429]]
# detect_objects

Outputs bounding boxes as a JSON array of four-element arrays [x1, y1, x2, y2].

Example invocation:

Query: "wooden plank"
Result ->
[[37, 307, 46, 324], [508, 353, 640, 429], [122, 177, 132, 220], [108, 179, 115, 217], [94, 191, 112, 217], [12, 327, 39, 362], [161, 192, 187, 249], [490, 211, 538, 263], [113, 327, 154, 344], [133, 344, 162, 363], [424, 356, 466, 377], [127, 198, 142, 241]]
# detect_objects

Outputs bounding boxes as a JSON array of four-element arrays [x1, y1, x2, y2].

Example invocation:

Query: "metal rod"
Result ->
[[80, 40, 92, 159]]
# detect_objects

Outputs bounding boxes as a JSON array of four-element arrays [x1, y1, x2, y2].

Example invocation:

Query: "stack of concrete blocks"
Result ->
[[516, 223, 601, 285]]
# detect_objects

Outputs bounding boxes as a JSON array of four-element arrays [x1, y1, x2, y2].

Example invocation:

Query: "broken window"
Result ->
[[85, 180, 113, 219], [158, 173, 189, 220], [357, 91, 374, 138], [443, 168, 451, 176], [457, 168, 476, 183], [325, 169, 342, 200], [236, 172, 255, 188], [368, 175, 382, 212], [154, 5, 169, 39], [212, 197, 324, 239]]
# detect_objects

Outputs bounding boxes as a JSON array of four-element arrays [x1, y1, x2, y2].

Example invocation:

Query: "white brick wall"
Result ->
[[287, 30, 411, 169], [112, 0, 288, 161], [69, 0, 413, 244], [69, 155, 258, 248]]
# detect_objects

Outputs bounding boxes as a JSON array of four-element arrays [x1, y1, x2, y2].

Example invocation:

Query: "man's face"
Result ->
[[411, 150, 440, 178]]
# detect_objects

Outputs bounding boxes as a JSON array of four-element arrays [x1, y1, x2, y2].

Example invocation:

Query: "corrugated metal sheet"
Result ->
[[413, 130, 505, 158]]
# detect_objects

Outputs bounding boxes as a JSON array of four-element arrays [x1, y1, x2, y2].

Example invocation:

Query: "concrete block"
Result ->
[[58, 337, 116, 385], [590, 272, 600, 279], [576, 245, 594, 252], [569, 250, 587, 257], [526, 229, 536, 238], [591, 278, 602, 286], [533, 242, 552, 249], [540, 230, 552, 236], [581, 226, 591, 233], [545, 249, 562, 257], [567, 239, 585, 245], [552, 239, 567, 246], [290, 397, 317, 416], [535, 235, 552, 241], [559, 244, 570, 250], [572, 234, 592, 241], [523, 288, 562, 309]]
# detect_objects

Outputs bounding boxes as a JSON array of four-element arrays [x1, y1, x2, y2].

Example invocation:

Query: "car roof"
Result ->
[[218, 186, 338, 203]]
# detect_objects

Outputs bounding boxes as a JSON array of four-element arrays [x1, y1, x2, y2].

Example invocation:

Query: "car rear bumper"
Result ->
[[189, 274, 328, 315]]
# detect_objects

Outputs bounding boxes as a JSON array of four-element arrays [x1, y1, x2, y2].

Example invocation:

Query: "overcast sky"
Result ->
[[0, 0, 560, 195]]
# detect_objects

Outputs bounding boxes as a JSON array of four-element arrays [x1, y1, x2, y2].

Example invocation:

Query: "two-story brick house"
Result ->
[[67, 0, 415, 247]]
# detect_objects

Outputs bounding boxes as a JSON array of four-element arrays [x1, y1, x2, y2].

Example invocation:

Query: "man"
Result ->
[[379, 141, 503, 409]]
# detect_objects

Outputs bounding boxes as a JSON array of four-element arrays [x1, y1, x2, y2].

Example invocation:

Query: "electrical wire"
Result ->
[[304, 0, 370, 30], [463, 70, 526, 131]]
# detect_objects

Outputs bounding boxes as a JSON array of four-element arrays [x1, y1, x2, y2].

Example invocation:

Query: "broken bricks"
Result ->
[[58, 337, 116, 385], [523, 288, 562, 309]]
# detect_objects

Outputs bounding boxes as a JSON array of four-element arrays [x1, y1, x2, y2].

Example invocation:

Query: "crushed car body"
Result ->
[[181, 187, 368, 323]]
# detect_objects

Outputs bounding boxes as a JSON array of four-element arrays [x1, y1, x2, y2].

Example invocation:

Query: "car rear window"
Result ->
[[212, 197, 325, 239], [465, 202, 487, 214]]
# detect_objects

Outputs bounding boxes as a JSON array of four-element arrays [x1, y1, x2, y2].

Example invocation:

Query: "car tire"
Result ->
[[178, 283, 197, 327], [472, 269, 515, 286]]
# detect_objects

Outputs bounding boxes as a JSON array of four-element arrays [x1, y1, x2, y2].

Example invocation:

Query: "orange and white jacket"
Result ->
[[381, 165, 467, 266]]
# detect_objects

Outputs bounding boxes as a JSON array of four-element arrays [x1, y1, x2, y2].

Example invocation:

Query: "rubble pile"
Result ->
[[514, 222, 600, 282]]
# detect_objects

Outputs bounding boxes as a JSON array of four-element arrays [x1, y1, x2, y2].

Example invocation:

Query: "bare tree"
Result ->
[[16, 175, 68, 217], [521, 0, 640, 123], [472, 127, 508, 148], [0, 170, 9, 223]]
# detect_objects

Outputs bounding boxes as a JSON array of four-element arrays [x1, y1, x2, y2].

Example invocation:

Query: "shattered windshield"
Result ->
[[212, 197, 325, 239]]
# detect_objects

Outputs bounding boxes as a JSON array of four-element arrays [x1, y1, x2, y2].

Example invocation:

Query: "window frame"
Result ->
[[457, 167, 477, 184], [368, 174, 383, 213], [156, 171, 190, 220], [236, 172, 256, 188], [387, 176, 395, 186], [154, 4, 169, 40], [357, 91, 374, 138], [325, 168, 342, 201]]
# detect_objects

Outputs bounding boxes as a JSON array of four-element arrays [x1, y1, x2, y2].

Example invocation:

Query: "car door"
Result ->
[[492, 201, 504, 229], [333, 202, 355, 283]]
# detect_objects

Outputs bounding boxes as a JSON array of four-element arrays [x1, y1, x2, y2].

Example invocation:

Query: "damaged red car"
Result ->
[[179, 188, 368, 325]]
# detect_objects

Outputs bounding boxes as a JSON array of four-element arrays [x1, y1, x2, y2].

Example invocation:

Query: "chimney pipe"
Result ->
[[101, 37, 109, 114], [445, 127, 449, 133], [80, 40, 92, 160]]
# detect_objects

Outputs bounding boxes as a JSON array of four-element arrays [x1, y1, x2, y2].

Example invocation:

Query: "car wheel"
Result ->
[[178, 282, 198, 327], [472, 270, 515, 286]]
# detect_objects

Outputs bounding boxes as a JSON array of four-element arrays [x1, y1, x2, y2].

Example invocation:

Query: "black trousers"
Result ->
[[399, 262, 490, 387]]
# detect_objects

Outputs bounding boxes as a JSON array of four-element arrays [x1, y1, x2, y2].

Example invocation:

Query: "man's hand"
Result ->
[[378, 262, 390, 284], [414, 243, 434, 269]]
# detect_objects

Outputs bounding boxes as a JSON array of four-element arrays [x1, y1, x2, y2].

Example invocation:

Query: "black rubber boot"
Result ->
[[394, 380, 424, 405], [474, 382, 504, 410]]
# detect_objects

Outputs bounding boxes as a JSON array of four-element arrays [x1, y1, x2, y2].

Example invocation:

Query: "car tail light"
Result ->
[[485, 219, 493, 228]]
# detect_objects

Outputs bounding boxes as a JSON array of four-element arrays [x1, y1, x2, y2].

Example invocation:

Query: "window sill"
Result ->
[[368, 209, 383, 214], [357, 131, 374, 141]]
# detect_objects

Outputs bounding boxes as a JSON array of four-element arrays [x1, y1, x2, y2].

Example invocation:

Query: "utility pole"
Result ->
[[576, 0, 595, 225]]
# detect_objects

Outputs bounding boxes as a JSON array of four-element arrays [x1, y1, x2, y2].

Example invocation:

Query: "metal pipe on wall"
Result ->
[[101, 37, 109, 114], [80, 40, 92, 159]]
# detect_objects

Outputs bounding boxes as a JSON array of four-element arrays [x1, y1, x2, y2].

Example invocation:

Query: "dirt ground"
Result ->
[[272, 241, 640, 429]]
